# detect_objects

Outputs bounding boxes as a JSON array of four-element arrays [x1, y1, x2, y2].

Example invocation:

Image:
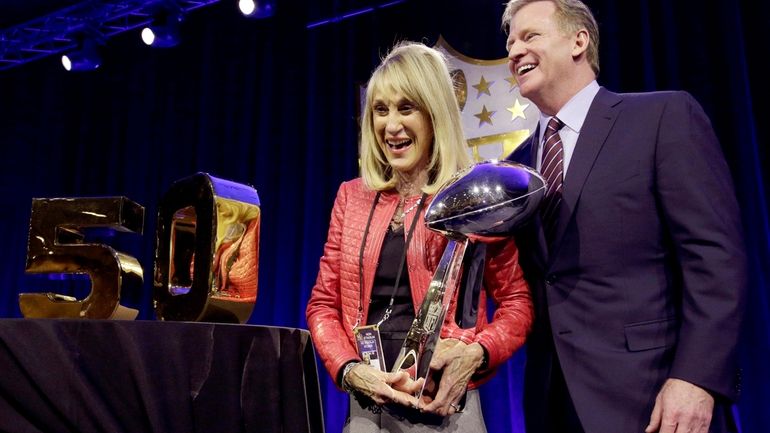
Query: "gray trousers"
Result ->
[[342, 389, 486, 433]]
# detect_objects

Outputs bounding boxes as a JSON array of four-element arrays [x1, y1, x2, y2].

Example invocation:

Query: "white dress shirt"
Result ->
[[535, 80, 601, 175]]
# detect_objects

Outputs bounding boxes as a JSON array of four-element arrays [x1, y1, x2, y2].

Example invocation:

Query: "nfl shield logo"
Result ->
[[435, 36, 539, 161]]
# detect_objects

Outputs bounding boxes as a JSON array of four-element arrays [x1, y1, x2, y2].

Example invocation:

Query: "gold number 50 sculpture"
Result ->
[[18, 173, 260, 324]]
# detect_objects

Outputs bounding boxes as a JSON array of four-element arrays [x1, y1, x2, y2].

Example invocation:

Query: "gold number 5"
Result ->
[[20, 197, 144, 319]]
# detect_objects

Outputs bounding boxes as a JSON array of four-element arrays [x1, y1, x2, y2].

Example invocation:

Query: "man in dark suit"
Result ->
[[502, 1, 747, 432]]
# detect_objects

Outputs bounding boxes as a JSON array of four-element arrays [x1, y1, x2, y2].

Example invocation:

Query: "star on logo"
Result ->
[[506, 99, 529, 121], [505, 75, 518, 90], [474, 105, 495, 127], [472, 75, 494, 98]]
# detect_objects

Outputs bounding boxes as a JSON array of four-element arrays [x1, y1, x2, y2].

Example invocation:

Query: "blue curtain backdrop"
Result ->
[[0, 0, 767, 432]]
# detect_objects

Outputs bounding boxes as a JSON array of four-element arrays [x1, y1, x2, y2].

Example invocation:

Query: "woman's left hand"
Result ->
[[418, 338, 485, 416]]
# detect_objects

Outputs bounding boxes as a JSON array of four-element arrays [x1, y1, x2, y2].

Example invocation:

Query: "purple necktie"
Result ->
[[540, 116, 565, 244]]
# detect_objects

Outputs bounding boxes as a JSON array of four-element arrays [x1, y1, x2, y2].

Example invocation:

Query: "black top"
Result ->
[[366, 225, 416, 371]]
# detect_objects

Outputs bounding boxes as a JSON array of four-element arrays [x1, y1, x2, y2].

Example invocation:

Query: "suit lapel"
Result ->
[[508, 129, 549, 269], [549, 89, 623, 259]]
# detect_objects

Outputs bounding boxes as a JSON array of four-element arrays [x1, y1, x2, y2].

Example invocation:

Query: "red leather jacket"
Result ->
[[306, 179, 533, 389]]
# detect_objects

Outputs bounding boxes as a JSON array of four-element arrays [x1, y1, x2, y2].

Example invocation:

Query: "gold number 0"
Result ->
[[21, 197, 144, 319], [154, 173, 261, 324]]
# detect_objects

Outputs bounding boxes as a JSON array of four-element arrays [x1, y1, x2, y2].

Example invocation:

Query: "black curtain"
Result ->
[[0, 0, 767, 432]]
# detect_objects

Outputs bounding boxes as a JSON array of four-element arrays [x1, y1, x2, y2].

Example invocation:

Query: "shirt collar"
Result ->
[[538, 80, 600, 137]]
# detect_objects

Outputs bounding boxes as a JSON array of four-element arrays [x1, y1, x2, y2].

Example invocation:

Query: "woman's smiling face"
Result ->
[[371, 87, 433, 178]]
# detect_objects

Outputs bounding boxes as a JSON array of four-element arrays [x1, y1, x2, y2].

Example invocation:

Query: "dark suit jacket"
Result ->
[[508, 88, 746, 433]]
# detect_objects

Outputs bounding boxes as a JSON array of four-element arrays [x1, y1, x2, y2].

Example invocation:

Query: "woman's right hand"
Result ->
[[344, 363, 421, 408]]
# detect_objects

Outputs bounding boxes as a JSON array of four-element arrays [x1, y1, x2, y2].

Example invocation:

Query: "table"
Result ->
[[0, 319, 324, 433]]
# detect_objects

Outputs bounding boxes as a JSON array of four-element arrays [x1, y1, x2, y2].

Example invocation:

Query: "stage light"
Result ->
[[61, 39, 101, 72], [238, 0, 275, 18], [142, 13, 182, 48]]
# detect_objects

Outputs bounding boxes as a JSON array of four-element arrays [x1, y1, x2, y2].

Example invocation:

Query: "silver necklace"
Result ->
[[391, 196, 423, 229], [400, 197, 423, 218]]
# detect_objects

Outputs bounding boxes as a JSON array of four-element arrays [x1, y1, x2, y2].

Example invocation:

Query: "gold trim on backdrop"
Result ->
[[467, 129, 531, 162], [467, 129, 531, 148], [435, 35, 509, 66]]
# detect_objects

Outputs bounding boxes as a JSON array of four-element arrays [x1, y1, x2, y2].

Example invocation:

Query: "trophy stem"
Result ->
[[391, 237, 469, 399]]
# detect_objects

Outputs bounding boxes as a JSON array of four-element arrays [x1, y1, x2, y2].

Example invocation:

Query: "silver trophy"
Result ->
[[390, 160, 545, 400]]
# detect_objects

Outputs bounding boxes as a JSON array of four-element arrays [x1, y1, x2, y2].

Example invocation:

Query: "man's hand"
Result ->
[[344, 363, 420, 408], [645, 378, 714, 433], [419, 338, 485, 416]]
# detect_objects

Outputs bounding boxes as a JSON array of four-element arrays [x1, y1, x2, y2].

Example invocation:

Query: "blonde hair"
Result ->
[[360, 41, 471, 195], [502, 0, 600, 76]]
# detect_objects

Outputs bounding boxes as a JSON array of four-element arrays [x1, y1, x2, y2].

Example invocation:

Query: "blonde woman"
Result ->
[[306, 41, 532, 432]]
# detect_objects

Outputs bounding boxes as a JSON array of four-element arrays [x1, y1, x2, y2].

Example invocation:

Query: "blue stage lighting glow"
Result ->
[[306, 0, 405, 29], [239, 0, 275, 18], [142, 12, 182, 48], [61, 39, 101, 72]]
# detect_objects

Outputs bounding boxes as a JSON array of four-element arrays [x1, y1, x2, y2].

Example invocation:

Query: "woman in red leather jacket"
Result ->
[[306, 41, 533, 432]]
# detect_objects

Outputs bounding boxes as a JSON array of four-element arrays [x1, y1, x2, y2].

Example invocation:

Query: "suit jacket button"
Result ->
[[545, 274, 558, 285]]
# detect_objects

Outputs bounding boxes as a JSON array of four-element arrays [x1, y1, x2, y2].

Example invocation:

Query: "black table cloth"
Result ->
[[0, 319, 324, 433]]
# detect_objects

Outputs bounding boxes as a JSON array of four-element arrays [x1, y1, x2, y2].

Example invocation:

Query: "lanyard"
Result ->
[[353, 191, 428, 329]]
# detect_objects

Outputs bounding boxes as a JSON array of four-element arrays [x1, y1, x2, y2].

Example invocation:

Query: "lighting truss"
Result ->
[[0, 0, 221, 71]]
